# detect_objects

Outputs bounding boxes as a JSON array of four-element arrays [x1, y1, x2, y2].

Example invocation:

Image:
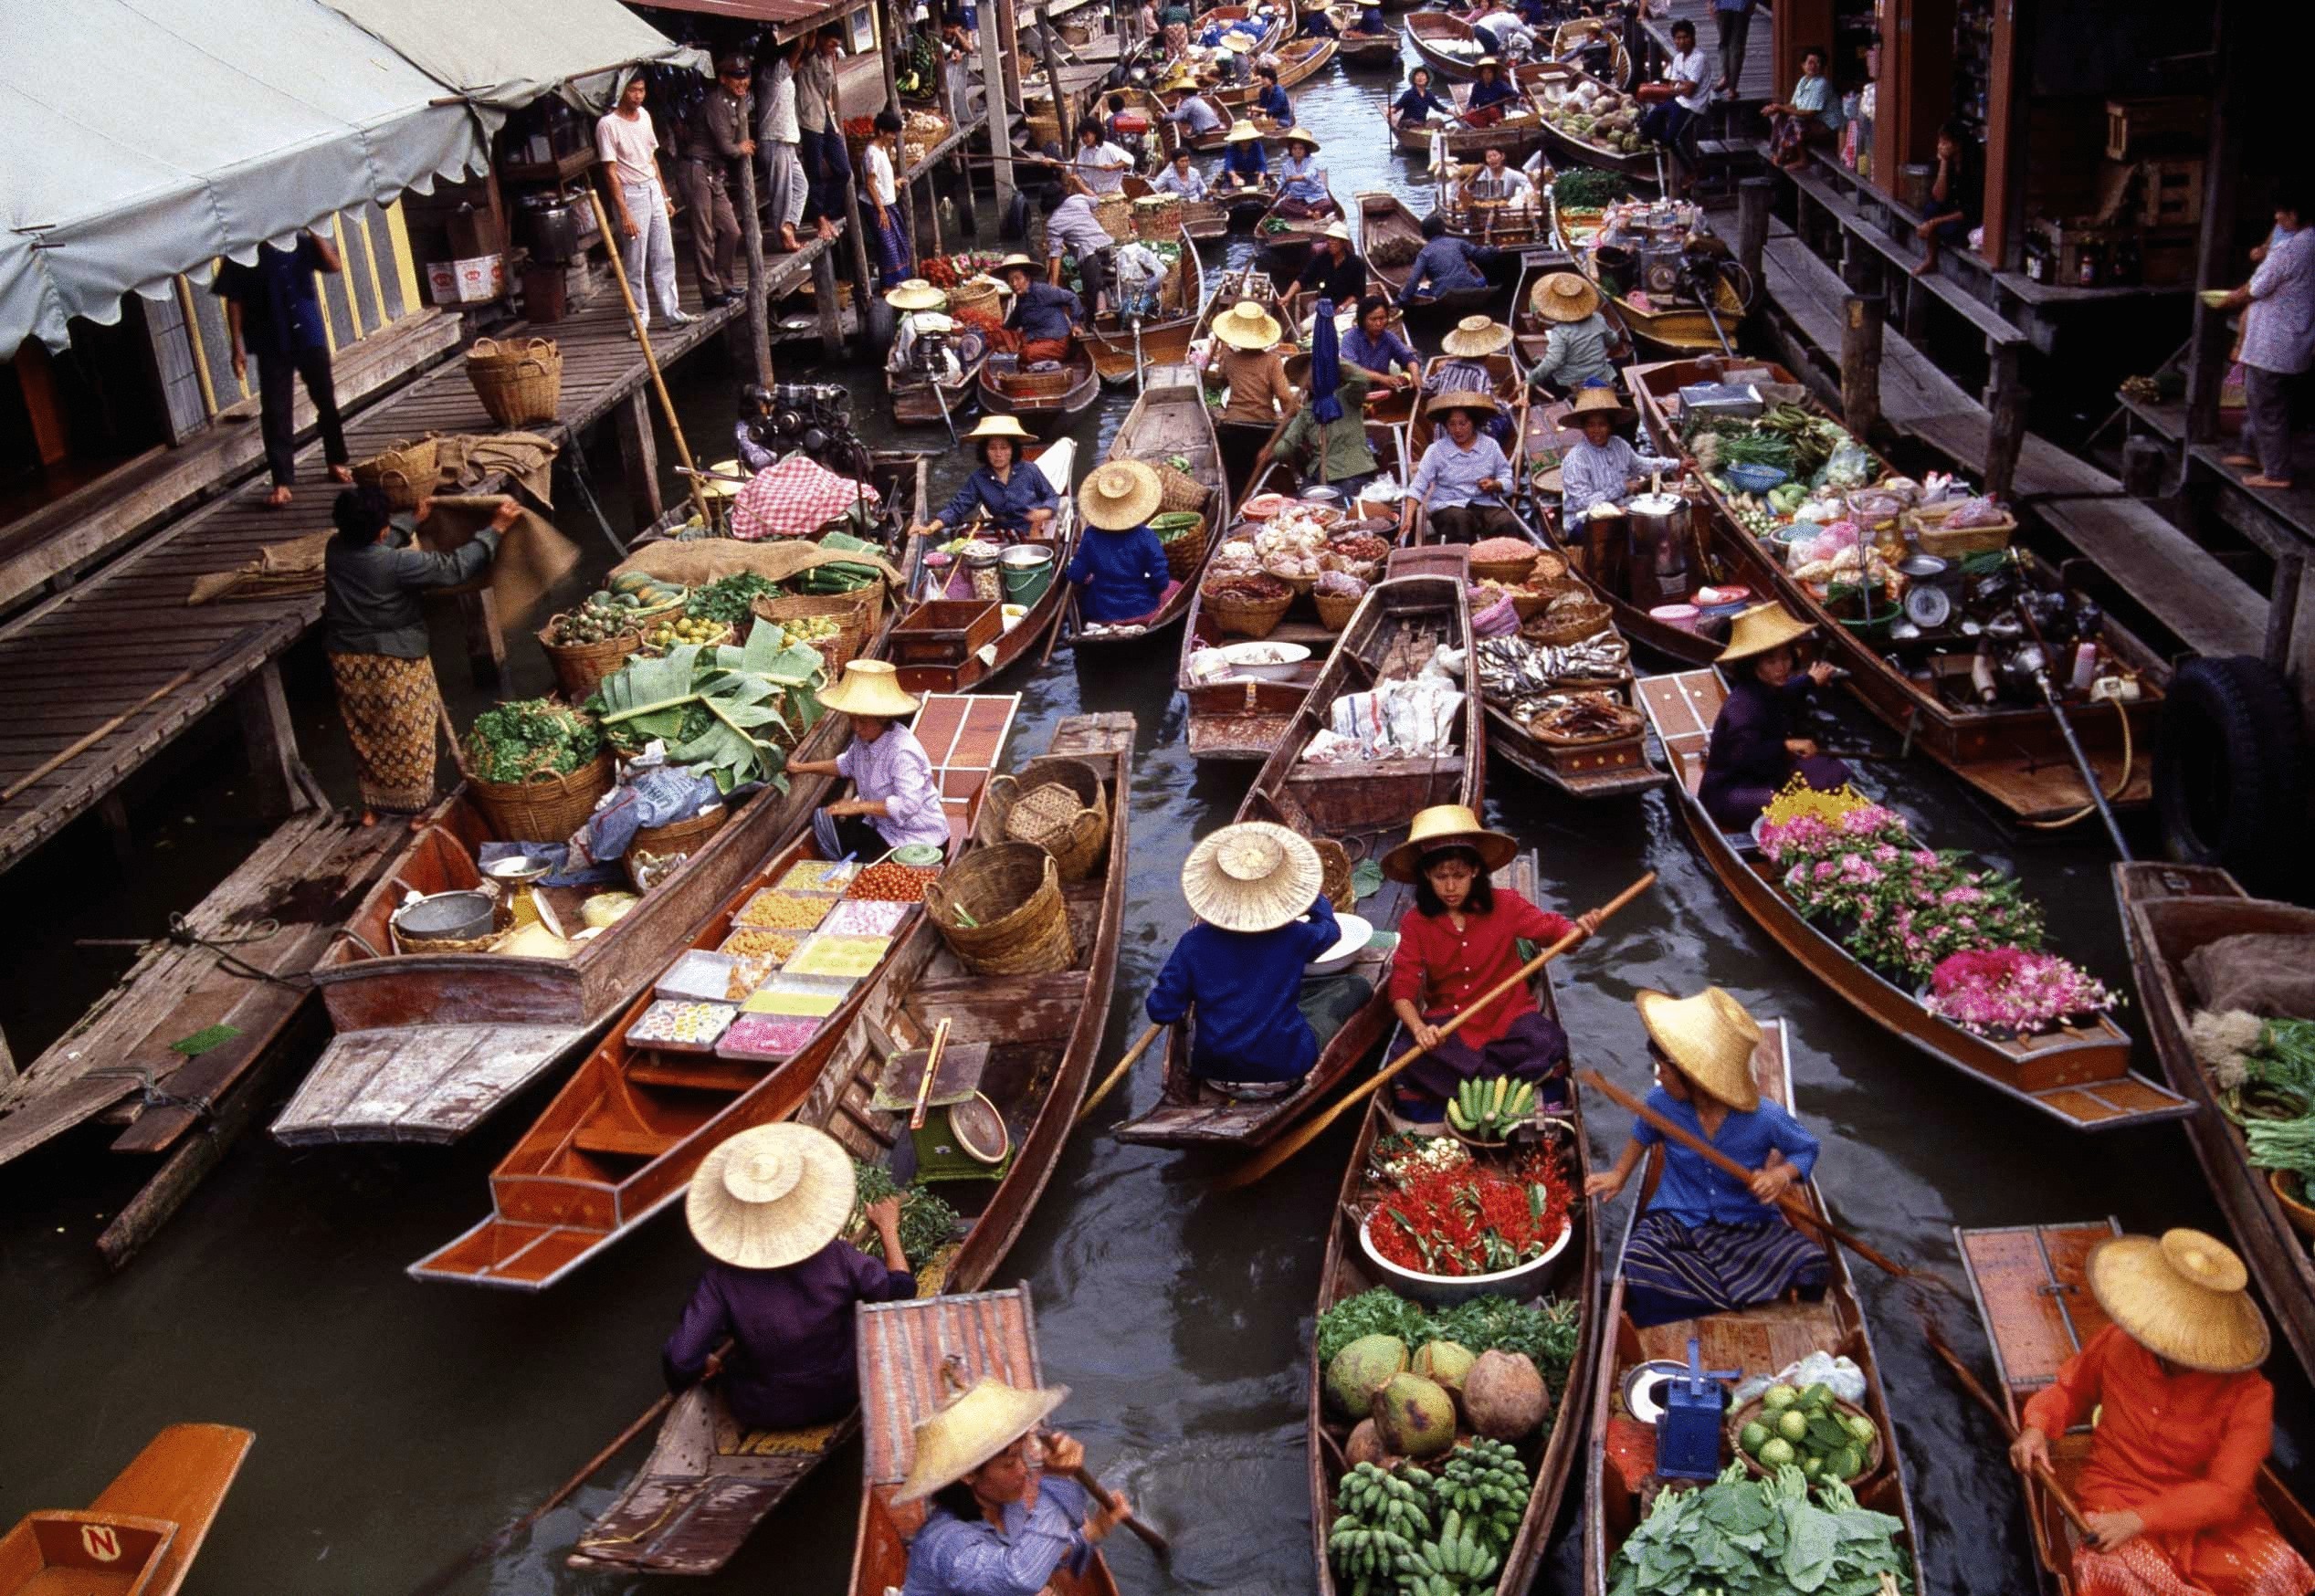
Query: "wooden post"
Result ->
[[615, 387, 663, 527], [813, 238, 846, 351], [1983, 338, 2025, 502], [2186, 0, 2244, 449], [234, 660, 311, 819], [1035, 5, 1075, 152], [735, 86, 773, 385], [2121, 435, 2169, 499], [1840, 292, 1884, 441], [981, 0, 1017, 210], [1737, 175, 1774, 291], [2262, 551, 2302, 675]]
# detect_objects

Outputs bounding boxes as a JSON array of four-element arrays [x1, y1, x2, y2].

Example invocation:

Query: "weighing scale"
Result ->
[[871, 1024, 1014, 1185]]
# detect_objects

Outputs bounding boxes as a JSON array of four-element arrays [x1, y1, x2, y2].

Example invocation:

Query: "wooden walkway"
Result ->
[[1636, 0, 1777, 104], [0, 235, 840, 878]]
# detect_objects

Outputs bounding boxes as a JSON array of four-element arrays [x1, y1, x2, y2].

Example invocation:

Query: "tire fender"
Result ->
[[2154, 654, 2308, 893]]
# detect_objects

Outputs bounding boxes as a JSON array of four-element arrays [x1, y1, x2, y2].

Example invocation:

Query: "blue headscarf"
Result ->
[[1310, 298, 1343, 424]]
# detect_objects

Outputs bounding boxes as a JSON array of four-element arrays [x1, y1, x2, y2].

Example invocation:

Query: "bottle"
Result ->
[[1970, 648, 1999, 706], [2070, 641, 2099, 694]]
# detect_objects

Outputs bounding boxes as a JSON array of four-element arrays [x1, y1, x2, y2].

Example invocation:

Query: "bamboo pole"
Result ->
[[587, 185, 713, 528]]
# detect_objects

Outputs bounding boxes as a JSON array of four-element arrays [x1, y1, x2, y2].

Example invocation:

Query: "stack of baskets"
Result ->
[[470, 750, 616, 844], [1522, 593, 1614, 646], [925, 844, 1076, 976], [1093, 194, 1135, 242], [1314, 583, 1366, 632], [1131, 194, 1184, 242], [466, 337, 563, 428], [752, 582, 884, 676], [353, 436, 437, 510], [1205, 580, 1294, 639], [977, 757, 1110, 880]]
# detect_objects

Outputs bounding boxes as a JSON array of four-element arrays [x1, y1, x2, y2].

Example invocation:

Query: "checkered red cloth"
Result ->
[[729, 456, 882, 541]]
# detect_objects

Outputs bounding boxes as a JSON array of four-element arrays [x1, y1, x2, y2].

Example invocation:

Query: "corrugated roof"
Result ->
[[636, 0, 874, 45], [856, 1286, 1044, 1486]]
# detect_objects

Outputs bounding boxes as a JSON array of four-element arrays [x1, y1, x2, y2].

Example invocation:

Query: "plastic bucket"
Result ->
[[1000, 546, 1057, 608]]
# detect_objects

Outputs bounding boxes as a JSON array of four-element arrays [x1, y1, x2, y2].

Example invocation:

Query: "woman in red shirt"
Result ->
[[1384, 805, 1599, 1122]]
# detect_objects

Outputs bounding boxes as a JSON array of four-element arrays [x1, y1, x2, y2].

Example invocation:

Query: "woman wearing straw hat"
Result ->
[[1273, 128, 1334, 219], [1558, 383, 1685, 523], [1067, 461, 1174, 625], [1279, 221, 1365, 320], [1404, 391, 1519, 543], [1145, 822, 1350, 1091], [1464, 58, 1520, 127], [1383, 804, 1600, 1122], [1523, 271, 1619, 395], [1203, 299, 1299, 488], [1419, 316, 1516, 444], [661, 1124, 917, 1430], [1583, 988, 1828, 1328], [2008, 1230, 2313, 1593], [1697, 603, 1850, 831], [790, 660, 952, 858], [912, 415, 1059, 541], [1216, 118, 1270, 193], [895, 1379, 1131, 1596]]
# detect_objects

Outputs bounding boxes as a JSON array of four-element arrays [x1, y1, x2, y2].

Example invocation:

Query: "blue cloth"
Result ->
[[1469, 75, 1520, 110], [936, 463, 1059, 532], [1622, 1212, 1827, 1329], [1340, 321, 1419, 377], [1276, 151, 1326, 206], [1005, 279, 1083, 344], [1631, 1086, 1821, 1226], [1399, 236, 1493, 304], [587, 767, 724, 860], [903, 1477, 1094, 1596], [212, 236, 330, 358], [1066, 523, 1170, 621], [1256, 82, 1292, 121], [1147, 896, 1342, 1082], [1360, 5, 1385, 28], [1222, 140, 1268, 182], [1309, 298, 1343, 423]]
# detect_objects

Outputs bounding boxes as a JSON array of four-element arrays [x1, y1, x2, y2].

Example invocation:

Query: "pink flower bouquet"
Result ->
[[1922, 946, 2117, 1038]]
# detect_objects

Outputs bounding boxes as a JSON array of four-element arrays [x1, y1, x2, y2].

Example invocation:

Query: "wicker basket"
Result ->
[[986, 762, 1110, 880], [469, 751, 615, 843], [1312, 835, 1354, 911], [998, 363, 1079, 399], [752, 585, 881, 676], [1092, 194, 1136, 242], [636, 619, 736, 658], [949, 277, 1003, 319], [1205, 585, 1294, 638], [466, 337, 563, 428], [1907, 504, 2017, 556], [1509, 582, 1577, 621], [1470, 553, 1540, 584], [925, 843, 1076, 976], [1158, 516, 1209, 581], [1522, 597, 1614, 646], [1315, 588, 1363, 631], [1152, 462, 1210, 514], [1132, 194, 1184, 241], [353, 436, 437, 511], [626, 804, 730, 888], [538, 619, 642, 700]]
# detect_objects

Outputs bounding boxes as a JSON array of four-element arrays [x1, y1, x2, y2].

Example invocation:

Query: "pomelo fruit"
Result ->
[[1326, 1334, 1410, 1419], [1462, 1349, 1550, 1440], [1372, 1373, 1457, 1458]]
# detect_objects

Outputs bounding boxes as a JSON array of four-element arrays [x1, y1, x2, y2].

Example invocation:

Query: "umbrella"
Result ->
[[1310, 297, 1344, 424]]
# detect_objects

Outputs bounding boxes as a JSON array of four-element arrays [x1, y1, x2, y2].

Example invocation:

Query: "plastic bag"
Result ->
[[1815, 441, 1876, 491], [1730, 1350, 1867, 1410]]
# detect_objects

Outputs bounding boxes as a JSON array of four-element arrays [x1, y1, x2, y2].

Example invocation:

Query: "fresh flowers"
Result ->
[[1920, 947, 2117, 1037], [1366, 1138, 1571, 1278]]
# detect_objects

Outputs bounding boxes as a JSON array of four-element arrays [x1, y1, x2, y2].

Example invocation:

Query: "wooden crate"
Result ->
[[2138, 159, 2204, 230], [2138, 226, 2201, 288], [889, 599, 1001, 667], [2105, 97, 2208, 161]]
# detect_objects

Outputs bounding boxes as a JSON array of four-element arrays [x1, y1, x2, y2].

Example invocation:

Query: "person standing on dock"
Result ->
[[1710, 0, 1758, 98], [759, 40, 809, 252], [213, 229, 356, 509], [1405, 393, 1519, 541], [2218, 194, 2312, 493], [1636, 20, 1710, 186], [679, 58, 753, 310], [864, 110, 912, 289], [597, 74, 695, 333], [321, 487, 510, 826], [795, 30, 849, 245]]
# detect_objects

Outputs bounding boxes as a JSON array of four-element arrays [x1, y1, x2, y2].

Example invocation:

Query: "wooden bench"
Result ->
[[1780, 153, 2027, 352]]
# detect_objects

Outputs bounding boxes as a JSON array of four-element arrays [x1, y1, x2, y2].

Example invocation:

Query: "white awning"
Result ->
[[316, 0, 711, 118]]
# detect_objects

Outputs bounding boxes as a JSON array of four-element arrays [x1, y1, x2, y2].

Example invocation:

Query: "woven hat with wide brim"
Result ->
[[1425, 388, 1500, 419], [995, 253, 1039, 275], [963, 414, 1036, 445], [1568, 385, 1634, 425], [892, 1380, 1074, 1504], [1534, 271, 1601, 323], [1323, 221, 1354, 242], [1213, 299, 1285, 351], [2089, 1230, 2270, 1372], [1080, 459, 1164, 530], [1381, 803, 1518, 884], [817, 658, 922, 719], [886, 278, 950, 311], [1226, 119, 1264, 144], [1281, 126, 1321, 151], [1182, 821, 1325, 931], [1441, 316, 1512, 357], [685, 1122, 857, 1269], [1717, 602, 1815, 665], [1636, 987, 1763, 1112]]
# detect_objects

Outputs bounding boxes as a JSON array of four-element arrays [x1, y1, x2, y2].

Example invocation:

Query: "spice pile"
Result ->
[[1363, 1133, 1571, 1278]]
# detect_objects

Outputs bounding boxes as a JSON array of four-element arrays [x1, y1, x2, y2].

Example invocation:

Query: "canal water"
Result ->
[[3, 54, 2306, 1596]]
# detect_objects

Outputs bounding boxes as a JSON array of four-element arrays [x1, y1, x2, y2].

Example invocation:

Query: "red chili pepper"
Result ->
[[1369, 1148, 1571, 1277]]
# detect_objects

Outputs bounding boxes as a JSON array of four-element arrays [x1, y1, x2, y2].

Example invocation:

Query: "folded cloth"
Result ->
[[731, 455, 885, 541], [611, 537, 905, 591], [186, 531, 330, 605], [2187, 932, 2315, 1021], [433, 431, 558, 509]]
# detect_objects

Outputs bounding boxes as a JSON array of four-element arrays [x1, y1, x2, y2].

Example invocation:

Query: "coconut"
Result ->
[[1371, 1372, 1457, 1458], [1411, 1339, 1477, 1400], [1344, 1418, 1392, 1469], [1463, 1349, 1549, 1440], [1326, 1334, 1411, 1420]]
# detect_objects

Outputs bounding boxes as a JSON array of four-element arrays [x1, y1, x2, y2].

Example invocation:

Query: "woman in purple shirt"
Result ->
[[791, 660, 953, 859], [662, 1123, 918, 1428]]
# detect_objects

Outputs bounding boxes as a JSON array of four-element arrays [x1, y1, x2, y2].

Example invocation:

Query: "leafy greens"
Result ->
[[588, 628, 826, 793], [1608, 1463, 1913, 1596]]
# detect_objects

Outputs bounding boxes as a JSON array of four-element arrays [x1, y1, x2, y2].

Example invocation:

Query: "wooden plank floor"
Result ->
[[1636, 0, 1777, 104], [0, 234, 843, 877]]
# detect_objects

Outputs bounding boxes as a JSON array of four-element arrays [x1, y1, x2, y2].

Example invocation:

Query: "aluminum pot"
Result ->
[[1626, 491, 1692, 583], [392, 889, 496, 944]]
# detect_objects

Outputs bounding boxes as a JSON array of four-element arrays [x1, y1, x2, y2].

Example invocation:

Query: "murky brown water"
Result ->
[[3, 58, 2308, 1596]]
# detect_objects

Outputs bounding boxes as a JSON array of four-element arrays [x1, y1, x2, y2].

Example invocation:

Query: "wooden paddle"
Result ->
[[1922, 1323, 2099, 1538], [1063, 1460, 1173, 1558], [1078, 1022, 1166, 1126], [1217, 871, 1656, 1190], [1576, 1067, 1966, 1300]]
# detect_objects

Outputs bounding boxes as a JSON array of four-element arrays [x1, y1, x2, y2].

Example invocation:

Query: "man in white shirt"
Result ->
[[595, 75, 693, 331], [863, 109, 911, 288], [1458, 144, 1533, 208], [1043, 173, 1119, 311], [1074, 124, 1134, 195], [1473, 1, 1534, 62], [1638, 18, 1711, 189], [758, 39, 808, 252]]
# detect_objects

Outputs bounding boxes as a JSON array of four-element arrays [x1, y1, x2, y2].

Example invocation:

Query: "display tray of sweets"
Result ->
[[816, 898, 916, 939], [716, 1012, 827, 1065], [784, 932, 894, 982], [738, 977, 849, 1018], [845, 861, 943, 902], [733, 888, 837, 931], [776, 859, 859, 896], [657, 950, 743, 1003], [626, 998, 738, 1053]]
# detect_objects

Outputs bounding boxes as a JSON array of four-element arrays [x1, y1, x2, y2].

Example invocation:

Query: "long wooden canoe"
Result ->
[[2116, 861, 2315, 1383], [1330, 11, 1403, 66], [1084, 225, 1207, 385], [1552, 195, 1743, 359], [1077, 366, 1230, 646], [1403, 10, 1489, 79], [1639, 668, 2189, 1130], [1390, 68, 1554, 162], [1307, 855, 1599, 1595], [1121, 572, 1478, 1143], [1531, 63, 1663, 184], [1627, 356, 2175, 821], [1202, 3, 1291, 59], [1584, 1018, 1921, 1592], [0, 1424, 254, 1596], [566, 716, 1131, 1576], [1215, 34, 1340, 115], [1358, 190, 1495, 313], [1956, 1217, 2315, 1596], [889, 441, 1081, 694], [979, 345, 1102, 436]]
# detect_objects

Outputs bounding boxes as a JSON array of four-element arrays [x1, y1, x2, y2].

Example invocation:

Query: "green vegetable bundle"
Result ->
[[1712, 430, 1795, 469], [1315, 1287, 1581, 1400], [1608, 1463, 1912, 1596], [1552, 169, 1627, 209], [465, 698, 603, 784], [851, 1160, 963, 1270], [686, 572, 782, 625], [800, 529, 884, 594]]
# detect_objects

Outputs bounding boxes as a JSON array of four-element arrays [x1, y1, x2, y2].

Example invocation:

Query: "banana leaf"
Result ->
[[595, 635, 831, 793]]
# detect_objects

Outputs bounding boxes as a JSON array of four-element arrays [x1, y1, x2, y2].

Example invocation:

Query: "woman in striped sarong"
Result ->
[[1584, 987, 1828, 1328]]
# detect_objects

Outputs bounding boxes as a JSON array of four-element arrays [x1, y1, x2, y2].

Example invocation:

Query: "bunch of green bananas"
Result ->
[[1446, 1076, 1533, 1140], [1436, 1439, 1527, 1549], [1330, 1463, 1430, 1596], [1404, 1507, 1502, 1592]]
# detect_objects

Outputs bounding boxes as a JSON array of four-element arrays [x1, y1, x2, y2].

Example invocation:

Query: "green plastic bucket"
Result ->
[[1000, 546, 1057, 608]]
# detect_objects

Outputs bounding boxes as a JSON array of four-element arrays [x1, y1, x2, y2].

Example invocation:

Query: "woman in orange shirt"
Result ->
[[2009, 1228, 2313, 1596]]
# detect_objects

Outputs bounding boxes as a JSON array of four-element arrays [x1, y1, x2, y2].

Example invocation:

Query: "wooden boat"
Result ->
[[1637, 668, 2189, 1130], [887, 330, 986, 425], [1257, 185, 1347, 278], [1627, 357, 2175, 820], [2116, 862, 2315, 1382], [276, 614, 899, 1147], [889, 440, 1082, 693], [1583, 1018, 1922, 1594], [1357, 190, 1490, 313], [1956, 1217, 2315, 1596], [978, 342, 1101, 436], [1552, 15, 1631, 88], [1404, 10, 1490, 79], [1531, 62, 1663, 184], [1328, 8, 1403, 65], [1079, 366, 1230, 646], [1096, 86, 1234, 157], [1390, 66, 1554, 161], [1304, 855, 1599, 1595], [1202, 2, 1291, 58], [1125, 570, 1479, 1140], [571, 714, 1131, 1576], [1554, 195, 1742, 358], [1083, 225, 1205, 384], [0, 1424, 253, 1596], [1212, 35, 1340, 119]]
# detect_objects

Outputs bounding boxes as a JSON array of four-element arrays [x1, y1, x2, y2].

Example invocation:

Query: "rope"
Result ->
[[79, 1066, 219, 1123], [2021, 696, 2133, 831], [155, 912, 313, 991]]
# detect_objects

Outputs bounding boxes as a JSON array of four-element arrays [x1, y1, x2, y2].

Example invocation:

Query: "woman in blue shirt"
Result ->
[[1389, 67, 1456, 131], [912, 415, 1058, 538], [1252, 65, 1293, 123], [1466, 58, 1520, 124], [1147, 823, 1344, 1090], [1340, 294, 1419, 393], [1765, 46, 1842, 169], [1066, 461, 1173, 625], [1584, 987, 1828, 1328], [1274, 129, 1333, 218], [1217, 120, 1270, 191]]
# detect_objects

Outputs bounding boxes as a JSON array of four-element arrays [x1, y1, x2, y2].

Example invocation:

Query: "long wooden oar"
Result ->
[[1922, 1323, 2098, 1538], [1065, 1462, 1173, 1558], [1077, 1023, 1164, 1126], [1576, 1068, 1966, 1300], [1218, 872, 1656, 1190]]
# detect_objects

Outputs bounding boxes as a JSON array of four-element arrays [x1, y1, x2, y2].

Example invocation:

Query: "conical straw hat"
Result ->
[[892, 1379, 1073, 1503], [1080, 460, 1163, 530], [1281, 126, 1321, 151], [1226, 119, 1264, 144], [886, 278, 949, 311], [1568, 385, 1633, 425], [1424, 388, 1500, 419], [1182, 821, 1324, 930], [1213, 299, 1285, 350], [1533, 271, 1601, 322], [685, 1123, 857, 1269], [2089, 1229, 2269, 1372], [963, 414, 1036, 444], [817, 658, 922, 719], [1717, 602, 1815, 664], [1636, 987, 1763, 1111], [1440, 315, 1511, 356], [1381, 803, 1517, 883]]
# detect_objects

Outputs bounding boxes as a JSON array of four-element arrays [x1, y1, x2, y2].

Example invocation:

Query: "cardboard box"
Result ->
[[426, 254, 508, 306]]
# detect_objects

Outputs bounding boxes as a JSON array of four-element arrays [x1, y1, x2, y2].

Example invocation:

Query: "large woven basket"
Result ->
[[1312, 835, 1354, 910], [1092, 194, 1135, 242], [978, 758, 1110, 880], [1152, 462, 1209, 514], [1205, 585, 1293, 639], [1158, 516, 1209, 581], [1906, 503, 2017, 556], [949, 277, 1003, 319], [538, 618, 642, 700], [1132, 194, 1183, 241], [1315, 588, 1363, 631], [925, 844, 1077, 976], [1470, 552, 1540, 584], [469, 751, 615, 843], [1000, 363, 1079, 399], [354, 435, 437, 510], [626, 804, 730, 888], [466, 336, 563, 428], [1522, 596, 1615, 647], [753, 584, 882, 676]]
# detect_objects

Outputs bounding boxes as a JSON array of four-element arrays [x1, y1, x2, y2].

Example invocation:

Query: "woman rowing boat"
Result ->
[[1696, 603, 1852, 831], [792, 661, 952, 858]]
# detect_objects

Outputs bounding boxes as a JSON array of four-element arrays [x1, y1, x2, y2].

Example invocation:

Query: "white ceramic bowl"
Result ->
[[1306, 912, 1373, 976], [1218, 640, 1310, 681], [1358, 1208, 1573, 1307]]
